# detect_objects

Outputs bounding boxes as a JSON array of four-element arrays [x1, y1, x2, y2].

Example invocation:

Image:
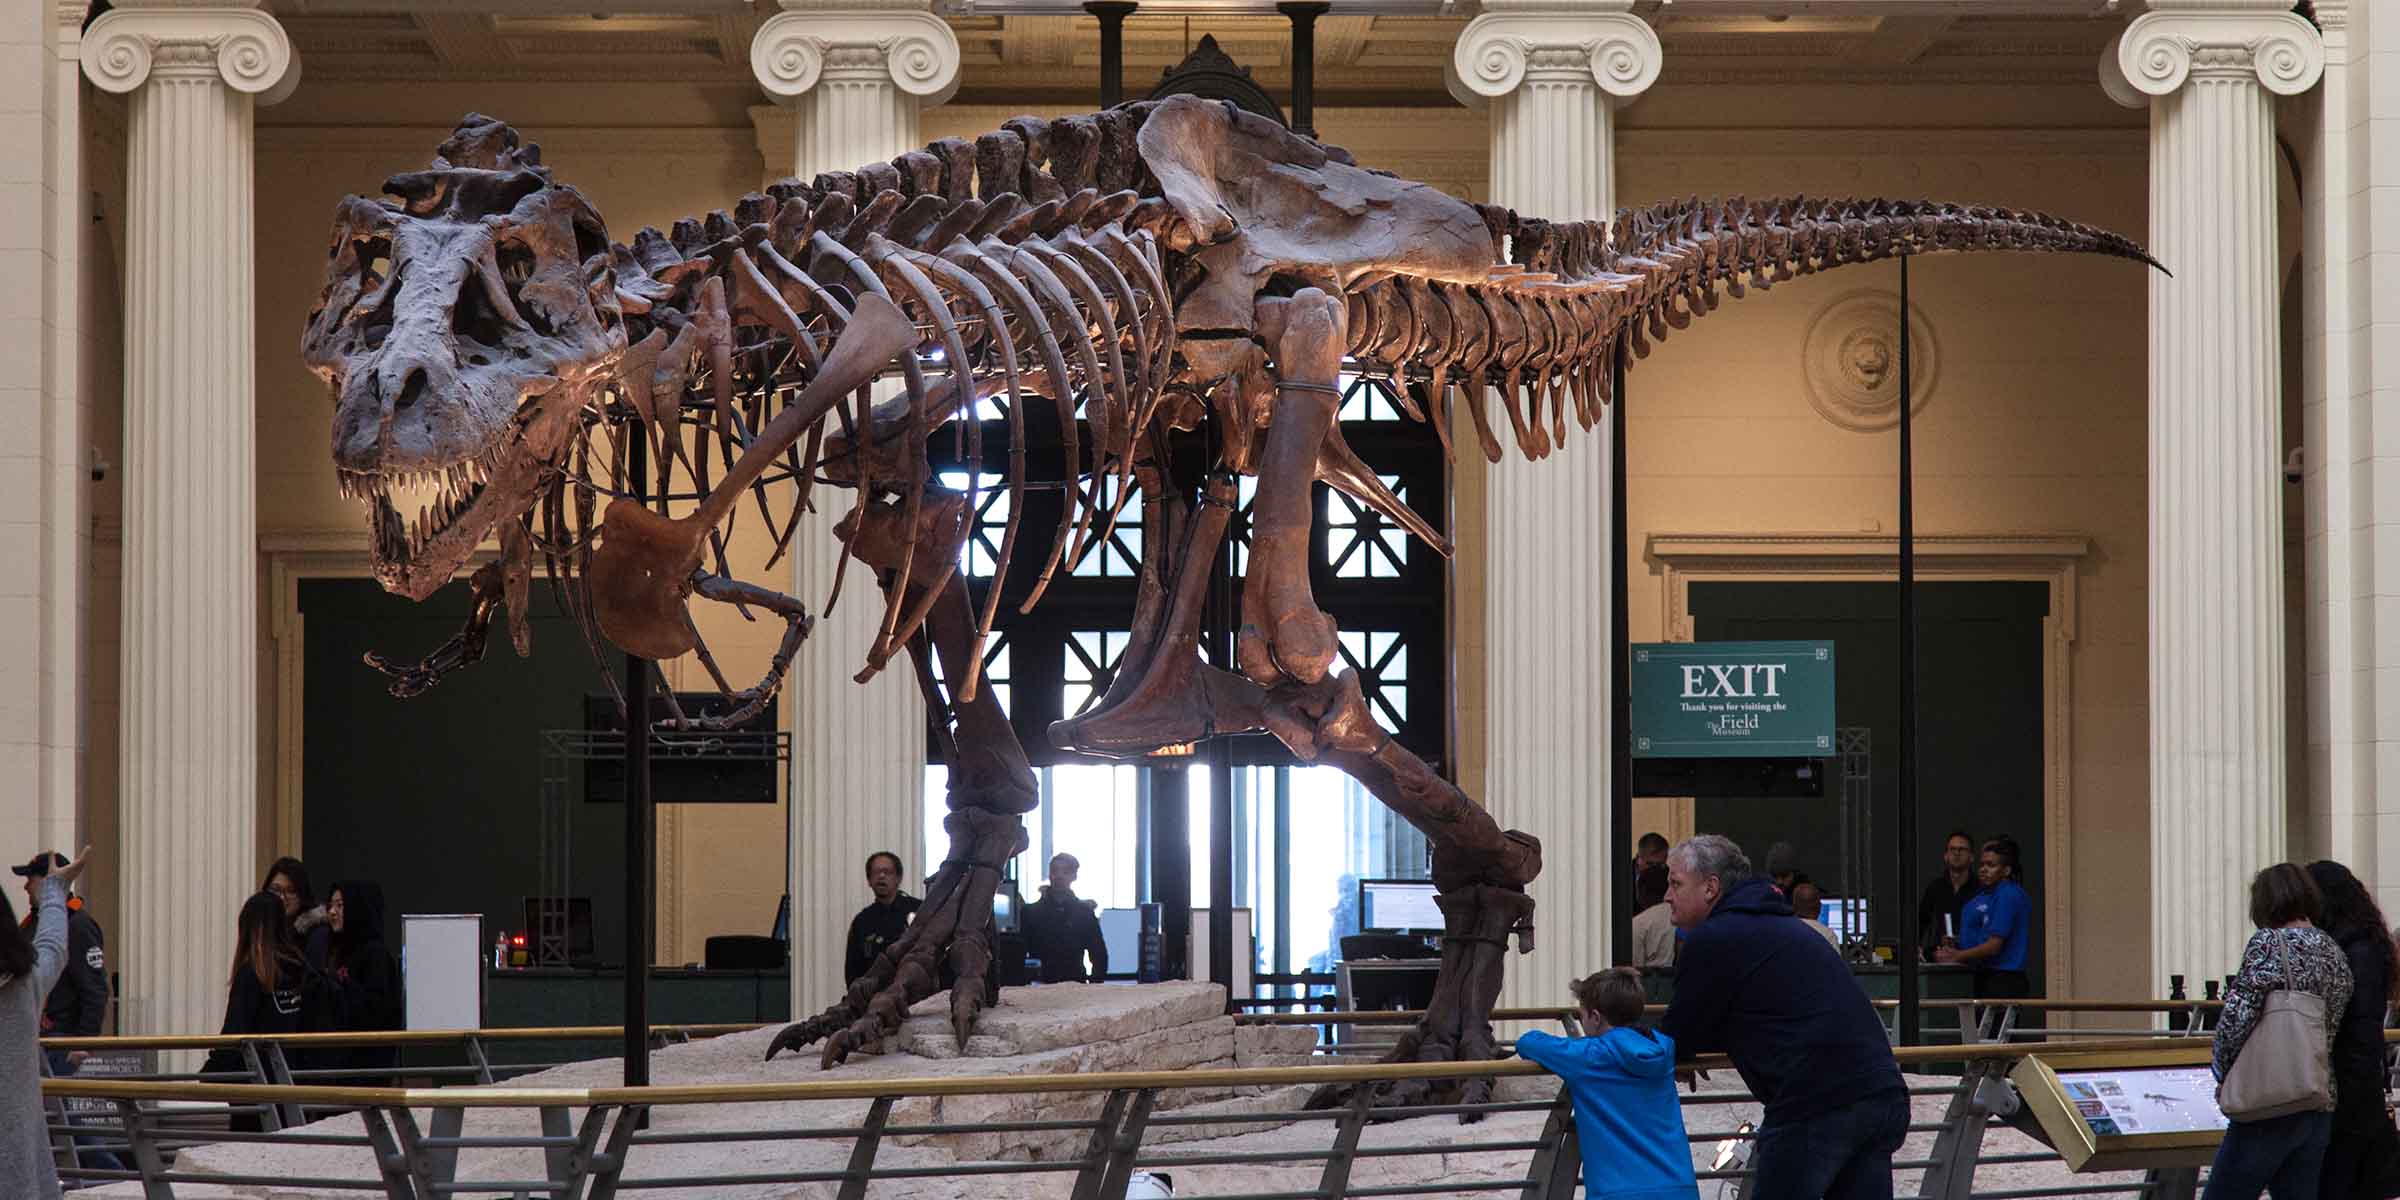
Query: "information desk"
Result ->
[[2010, 1046, 2225, 1171], [478, 968, 790, 1066]]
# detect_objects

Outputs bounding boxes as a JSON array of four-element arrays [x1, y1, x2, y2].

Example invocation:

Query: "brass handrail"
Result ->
[[38, 1021, 763, 1052]]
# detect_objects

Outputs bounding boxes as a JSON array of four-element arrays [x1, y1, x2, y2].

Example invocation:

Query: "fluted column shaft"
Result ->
[[1449, 1, 1658, 1015], [752, 0, 959, 1015], [81, 4, 294, 1040], [2103, 0, 2322, 989]]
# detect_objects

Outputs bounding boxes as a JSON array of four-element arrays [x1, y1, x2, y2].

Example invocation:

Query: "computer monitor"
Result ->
[[1359, 879, 1443, 934], [1818, 897, 1869, 940]]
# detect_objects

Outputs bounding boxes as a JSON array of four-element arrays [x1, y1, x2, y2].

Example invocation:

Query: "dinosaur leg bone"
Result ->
[[1264, 670, 1542, 1121], [1236, 288, 1346, 688], [767, 502, 1036, 1068], [661, 570, 815, 732]]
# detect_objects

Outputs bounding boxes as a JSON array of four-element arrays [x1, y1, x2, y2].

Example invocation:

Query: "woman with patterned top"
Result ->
[[2205, 864, 2354, 1200]]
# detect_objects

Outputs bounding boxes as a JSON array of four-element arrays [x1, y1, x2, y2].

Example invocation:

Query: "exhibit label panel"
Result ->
[[1630, 641, 1836, 758], [2010, 1048, 2227, 1171]]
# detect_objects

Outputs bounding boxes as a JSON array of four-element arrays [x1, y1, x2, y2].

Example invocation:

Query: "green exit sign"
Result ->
[[1631, 641, 1835, 758]]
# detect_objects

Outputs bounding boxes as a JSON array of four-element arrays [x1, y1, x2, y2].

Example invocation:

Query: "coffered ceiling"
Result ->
[[261, 1, 2127, 95]]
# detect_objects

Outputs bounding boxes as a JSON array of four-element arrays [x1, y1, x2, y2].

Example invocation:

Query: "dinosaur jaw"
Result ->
[[341, 381, 586, 602]]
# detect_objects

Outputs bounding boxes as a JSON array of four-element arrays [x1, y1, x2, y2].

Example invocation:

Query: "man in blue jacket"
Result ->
[[1659, 836, 1908, 1200]]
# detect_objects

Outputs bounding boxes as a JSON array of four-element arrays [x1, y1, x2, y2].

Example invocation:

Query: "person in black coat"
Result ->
[[204, 892, 327, 1131], [1023, 853, 1108, 983], [1660, 835, 1907, 1200], [2307, 860, 2398, 1200], [327, 880, 402, 1085]]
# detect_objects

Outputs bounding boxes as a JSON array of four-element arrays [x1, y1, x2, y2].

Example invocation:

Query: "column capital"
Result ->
[[2101, 3, 2322, 108], [80, 5, 297, 104], [1446, 3, 1661, 111], [751, 2, 961, 110]]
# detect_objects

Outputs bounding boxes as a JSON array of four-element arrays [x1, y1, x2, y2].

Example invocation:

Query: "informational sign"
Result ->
[[60, 1049, 153, 1115], [403, 913, 486, 1032], [1630, 641, 1836, 758], [2011, 1049, 2227, 1171]]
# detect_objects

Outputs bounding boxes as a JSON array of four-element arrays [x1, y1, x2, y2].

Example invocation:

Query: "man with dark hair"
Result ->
[[1936, 835, 2032, 999], [1631, 865, 1677, 967], [1516, 968, 1698, 1199], [1788, 878, 1842, 953], [1632, 833, 1671, 913], [1661, 835, 1906, 1200], [843, 851, 919, 987], [1916, 830, 1980, 958], [1023, 853, 1108, 982]]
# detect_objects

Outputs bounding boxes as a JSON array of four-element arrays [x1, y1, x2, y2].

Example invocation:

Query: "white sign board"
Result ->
[[2052, 1066, 2227, 1137], [403, 913, 485, 1032]]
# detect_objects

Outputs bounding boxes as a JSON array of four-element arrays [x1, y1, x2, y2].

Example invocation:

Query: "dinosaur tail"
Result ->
[[1361, 195, 2160, 465]]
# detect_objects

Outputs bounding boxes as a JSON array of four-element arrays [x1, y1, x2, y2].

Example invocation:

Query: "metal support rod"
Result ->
[[1087, 2, 1137, 108], [1278, 2, 1329, 138], [1897, 254, 1921, 1047], [1207, 478, 1237, 1006], [1609, 339, 1633, 966], [1151, 764, 1191, 979], [624, 431, 654, 1087]]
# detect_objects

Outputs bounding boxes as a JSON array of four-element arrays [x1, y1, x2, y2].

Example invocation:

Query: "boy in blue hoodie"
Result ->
[[1516, 967, 1701, 1200]]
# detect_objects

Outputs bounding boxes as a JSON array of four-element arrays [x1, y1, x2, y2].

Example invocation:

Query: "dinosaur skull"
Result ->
[[303, 115, 626, 600], [1135, 95, 1498, 381]]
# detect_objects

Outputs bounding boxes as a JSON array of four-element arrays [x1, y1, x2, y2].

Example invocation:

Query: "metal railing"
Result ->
[[37, 1005, 2294, 1200]]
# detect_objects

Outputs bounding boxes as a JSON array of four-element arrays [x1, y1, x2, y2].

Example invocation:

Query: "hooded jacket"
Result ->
[[327, 880, 402, 1075], [20, 893, 106, 1037], [1517, 1025, 1699, 1200], [1659, 877, 1903, 1126]]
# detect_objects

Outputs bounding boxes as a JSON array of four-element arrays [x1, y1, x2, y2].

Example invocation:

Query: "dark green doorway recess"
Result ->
[[298, 578, 630, 968], [1689, 580, 2048, 992]]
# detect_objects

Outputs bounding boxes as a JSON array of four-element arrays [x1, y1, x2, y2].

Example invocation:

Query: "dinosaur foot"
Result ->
[[766, 807, 1027, 1068], [1302, 883, 1536, 1124]]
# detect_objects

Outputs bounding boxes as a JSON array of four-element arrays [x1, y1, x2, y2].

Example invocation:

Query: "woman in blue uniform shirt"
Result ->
[[1936, 834, 2032, 999]]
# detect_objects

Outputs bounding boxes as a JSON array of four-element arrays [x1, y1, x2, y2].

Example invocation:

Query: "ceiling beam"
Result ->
[[414, 13, 515, 67], [289, 0, 753, 14], [1853, 13, 1956, 63]]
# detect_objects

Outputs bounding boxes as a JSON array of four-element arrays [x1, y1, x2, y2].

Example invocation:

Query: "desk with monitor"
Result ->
[[1333, 879, 1444, 1046]]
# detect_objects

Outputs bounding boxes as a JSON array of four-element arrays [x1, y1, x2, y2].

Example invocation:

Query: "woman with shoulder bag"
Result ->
[[2306, 861, 2400, 1200], [2208, 864, 2355, 1200]]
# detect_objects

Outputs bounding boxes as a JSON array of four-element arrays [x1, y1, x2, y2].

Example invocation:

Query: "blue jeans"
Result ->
[[1750, 1089, 1911, 1200], [2202, 1109, 2332, 1200]]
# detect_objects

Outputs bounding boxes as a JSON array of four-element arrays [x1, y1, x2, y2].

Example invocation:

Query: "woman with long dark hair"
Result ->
[[2307, 860, 2399, 1199], [262, 856, 331, 971], [203, 892, 322, 1129], [0, 846, 89, 1200]]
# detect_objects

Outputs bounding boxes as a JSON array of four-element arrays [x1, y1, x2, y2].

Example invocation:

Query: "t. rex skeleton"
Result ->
[[304, 96, 2155, 1107]]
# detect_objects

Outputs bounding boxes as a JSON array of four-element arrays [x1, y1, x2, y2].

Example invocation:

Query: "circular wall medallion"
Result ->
[[1800, 289, 1939, 433]]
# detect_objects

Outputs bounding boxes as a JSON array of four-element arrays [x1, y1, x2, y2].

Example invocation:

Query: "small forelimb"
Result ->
[[363, 559, 506, 699], [660, 570, 814, 731]]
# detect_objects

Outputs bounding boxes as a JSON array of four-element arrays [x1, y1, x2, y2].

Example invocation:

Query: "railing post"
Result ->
[[1519, 1085, 1582, 1200], [1068, 1087, 1133, 1200], [424, 1104, 466, 1189], [260, 1038, 307, 1130], [467, 1034, 498, 1084], [1920, 1057, 2005, 1200], [1316, 1085, 1376, 1198], [359, 1106, 425, 1200], [114, 1099, 174, 1200], [238, 1039, 284, 1132], [2145, 1165, 2200, 1200], [1077, 1087, 1156, 1200], [583, 1104, 648, 1200], [834, 1095, 895, 1200], [561, 1105, 616, 1200], [538, 1104, 583, 1199]]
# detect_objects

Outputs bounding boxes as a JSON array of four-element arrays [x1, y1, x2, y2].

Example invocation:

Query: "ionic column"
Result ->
[[80, 3, 295, 1039], [751, 1, 959, 1015], [1448, 1, 1658, 1014], [2101, 0, 2322, 989]]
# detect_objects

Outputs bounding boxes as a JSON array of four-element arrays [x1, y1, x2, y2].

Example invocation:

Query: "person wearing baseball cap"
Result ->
[[14, 853, 110, 1053], [2, 844, 94, 1199]]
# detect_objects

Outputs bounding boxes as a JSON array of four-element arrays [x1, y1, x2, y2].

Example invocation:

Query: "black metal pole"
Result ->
[[1896, 256, 1920, 1047], [1609, 340, 1634, 966], [1278, 2, 1329, 138], [1207, 475, 1236, 1007], [1087, 2, 1136, 108], [1152, 765, 1191, 979], [622, 433, 653, 1087]]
